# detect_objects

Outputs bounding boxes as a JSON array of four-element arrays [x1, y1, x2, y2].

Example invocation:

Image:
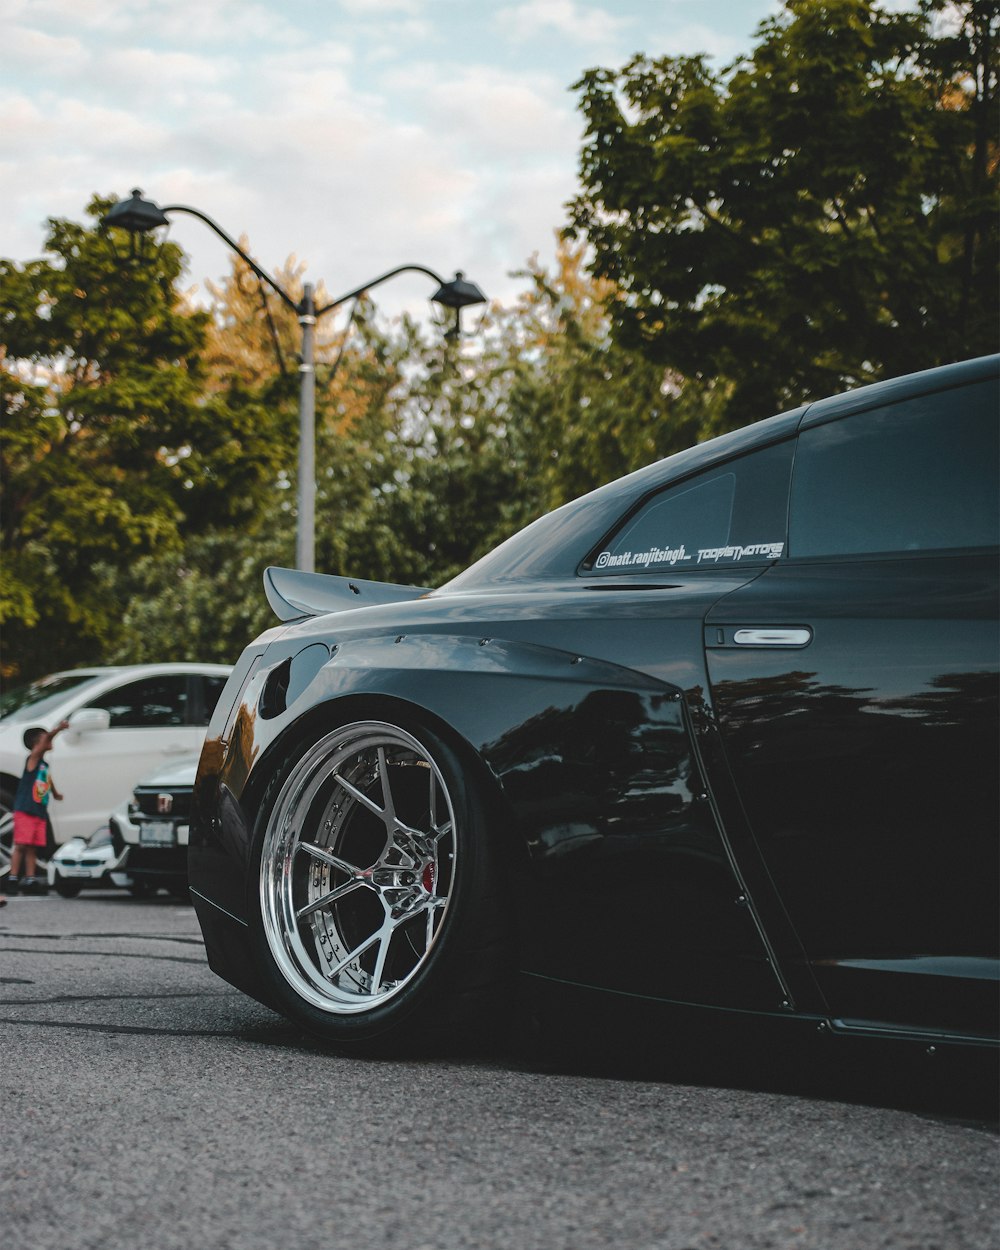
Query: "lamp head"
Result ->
[[101, 189, 169, 234], [430, 271, 487, 311], [100, 189, 171, 266], [430, 271, 487, 340]]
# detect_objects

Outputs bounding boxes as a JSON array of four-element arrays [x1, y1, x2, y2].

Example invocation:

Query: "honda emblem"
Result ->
[[156, 793, 174, 815]]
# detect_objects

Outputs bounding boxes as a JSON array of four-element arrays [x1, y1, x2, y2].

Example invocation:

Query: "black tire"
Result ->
[[247, 717, 510, 1054], [129, 880, 157, 899], [53, 873, 83, 899]]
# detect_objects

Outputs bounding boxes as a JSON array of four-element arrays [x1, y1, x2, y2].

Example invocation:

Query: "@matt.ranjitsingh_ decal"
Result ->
[[594, 541, 784, 571]]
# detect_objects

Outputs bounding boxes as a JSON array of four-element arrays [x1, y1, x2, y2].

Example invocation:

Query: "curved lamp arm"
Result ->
[[163, 216, 459, 324], [160, 203, 300, 314], [162, 211, 459, 321], [315, 264, 446, 317]]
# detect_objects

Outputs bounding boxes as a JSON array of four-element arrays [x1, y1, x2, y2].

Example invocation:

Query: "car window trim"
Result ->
[[782, 543, 1000, 566]]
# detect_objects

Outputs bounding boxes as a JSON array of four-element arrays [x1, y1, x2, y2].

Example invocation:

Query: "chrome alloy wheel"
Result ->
[[260, 722, 457, 1015]]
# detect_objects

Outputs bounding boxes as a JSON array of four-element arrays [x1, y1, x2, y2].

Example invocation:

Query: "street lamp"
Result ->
[[101, 189, 487, 573]]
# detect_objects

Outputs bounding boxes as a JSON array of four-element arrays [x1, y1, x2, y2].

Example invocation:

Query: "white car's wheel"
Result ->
[[53, 871, 83, 899]]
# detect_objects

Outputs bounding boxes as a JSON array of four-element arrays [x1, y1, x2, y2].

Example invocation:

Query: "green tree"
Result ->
[[0, 197, 298, 682], [489, 240, 729, 527], [568, 0, 999, 423], [1, 198, 211, 680]]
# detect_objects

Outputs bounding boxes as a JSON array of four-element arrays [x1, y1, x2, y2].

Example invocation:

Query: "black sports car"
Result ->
[[189, 355, 999, 1060]]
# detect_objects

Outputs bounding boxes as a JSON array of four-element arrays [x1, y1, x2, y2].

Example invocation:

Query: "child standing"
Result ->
[[6, 719, 70, 896]]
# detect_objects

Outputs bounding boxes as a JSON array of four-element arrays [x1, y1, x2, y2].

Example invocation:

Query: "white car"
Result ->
[[47, 825, 133, 898], [0, 664, 232, 870], [108, 754, 199, 896]]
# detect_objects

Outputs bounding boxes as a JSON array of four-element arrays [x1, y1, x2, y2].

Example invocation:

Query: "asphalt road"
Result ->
[[1, 890, 996, 1250]]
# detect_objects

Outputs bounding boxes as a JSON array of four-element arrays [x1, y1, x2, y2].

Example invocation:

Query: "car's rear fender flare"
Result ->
[[240, 630, 691, 821], [192, 632, 713, 923]]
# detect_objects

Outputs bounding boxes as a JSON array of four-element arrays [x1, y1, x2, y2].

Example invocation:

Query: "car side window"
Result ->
[[200, 675, 228, 724], [587, 439, 794, 574], [789, 378, 999, 558], [87, 676, 190, 728]]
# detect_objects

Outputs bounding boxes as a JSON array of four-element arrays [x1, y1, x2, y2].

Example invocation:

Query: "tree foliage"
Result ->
[[1, 198, 215, 677], [0, 199, 300, 678], [4, 8, 996, 688], [567, 0, 999, 421]]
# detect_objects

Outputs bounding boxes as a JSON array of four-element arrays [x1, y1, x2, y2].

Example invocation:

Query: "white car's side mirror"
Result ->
[[68, 707, 112, 735]]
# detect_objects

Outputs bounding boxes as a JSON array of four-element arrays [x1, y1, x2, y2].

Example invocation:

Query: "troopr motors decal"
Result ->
[[595, 540, 784, 570]]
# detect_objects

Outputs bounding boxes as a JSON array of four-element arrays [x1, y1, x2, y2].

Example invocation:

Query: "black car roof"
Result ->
[[442, 356, 999, 591], [800, 354, 998, 429]]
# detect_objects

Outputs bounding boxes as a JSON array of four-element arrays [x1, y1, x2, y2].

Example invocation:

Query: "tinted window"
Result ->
[[0, 673, 99, 722], [790, 379, 999, 558], [201, 675, 228, 723], [88, 676, 190, 728], [588, 440, 794, 573]]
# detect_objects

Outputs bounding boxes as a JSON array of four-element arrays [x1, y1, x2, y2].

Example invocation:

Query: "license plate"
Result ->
[[139, 822, 177, 846], [59, 867, 92, 878]]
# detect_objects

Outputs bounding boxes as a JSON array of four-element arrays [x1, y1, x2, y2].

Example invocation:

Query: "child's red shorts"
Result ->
[[13, 812, 47, 847]]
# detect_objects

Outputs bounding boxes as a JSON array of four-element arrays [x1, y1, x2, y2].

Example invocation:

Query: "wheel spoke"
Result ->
[[298, 841, 361, 877], [296, 877, 364, 920], [429, 772, 439, 832], [326, 929, 381, 980], [370, 924, 394, 994], [331, 771, 385, 819], [377, 746, 398, 824]]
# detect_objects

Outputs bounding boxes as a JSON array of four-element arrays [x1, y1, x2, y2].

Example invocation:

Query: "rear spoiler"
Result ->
[[263, 566, 434, 622]]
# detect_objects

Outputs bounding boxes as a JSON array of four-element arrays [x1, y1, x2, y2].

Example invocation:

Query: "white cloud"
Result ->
[[2, 0, 779, 321], [494, 0, 628, 47], [2, 25, 83, 72], [384, 63, 579, 159], [338, 0, 422, 14], [98, 46, 234, 101], [654, 20, 761, 62], [4, 0, 288, 42]]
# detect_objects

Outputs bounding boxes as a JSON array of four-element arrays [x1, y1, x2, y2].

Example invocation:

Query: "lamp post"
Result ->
[[101, 189, 487, 573]]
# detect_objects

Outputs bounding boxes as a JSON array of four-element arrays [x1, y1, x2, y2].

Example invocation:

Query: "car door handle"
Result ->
[[706, 626, 813, 648], [734, 627, 812, 647]]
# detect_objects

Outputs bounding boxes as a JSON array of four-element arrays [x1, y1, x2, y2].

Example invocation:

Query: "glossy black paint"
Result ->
[[706, 552, 1000, 1035], [190, 590, 786, 1010], [190, 356, 999, 1048]]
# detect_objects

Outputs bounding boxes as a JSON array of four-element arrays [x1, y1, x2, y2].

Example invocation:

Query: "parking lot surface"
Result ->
[[1, 892, 997, 1250]]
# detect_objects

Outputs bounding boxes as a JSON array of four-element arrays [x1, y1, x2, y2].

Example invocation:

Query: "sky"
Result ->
[[3, 0, 783, 328]]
